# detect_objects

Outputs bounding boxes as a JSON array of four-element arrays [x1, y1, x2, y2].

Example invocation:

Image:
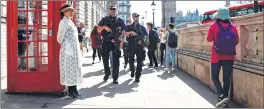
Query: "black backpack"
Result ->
[[167, 31, 178, 48]]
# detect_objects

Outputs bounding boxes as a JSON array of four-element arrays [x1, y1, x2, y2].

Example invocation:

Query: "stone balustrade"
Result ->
[[176, 12, 264, 108]]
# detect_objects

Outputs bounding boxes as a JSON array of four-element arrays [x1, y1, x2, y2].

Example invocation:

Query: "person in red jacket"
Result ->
[[90, 26, 102, 64], [207, 8, 239, 108]]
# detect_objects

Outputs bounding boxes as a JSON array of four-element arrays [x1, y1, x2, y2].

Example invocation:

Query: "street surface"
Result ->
[[1, 50, 241, 108]]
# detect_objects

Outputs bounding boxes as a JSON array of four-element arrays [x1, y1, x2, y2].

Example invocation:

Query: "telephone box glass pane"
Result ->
[[17, 29, 28, 57], [17, 1, 26, 10], [17, 57, 27, 72], [27, 11, 35, 26], [28, 42, 38, 56], [39, 42, 48, 56], [27, 1, 48, 11], [41, 11, 48, 25], [18, 11, 26, 26], [28, 57, 38, 72], [39, 27, 48, 41], [41, 1, 48, 10], [39, 57, 48, 72], [28, 26, 37, 41]]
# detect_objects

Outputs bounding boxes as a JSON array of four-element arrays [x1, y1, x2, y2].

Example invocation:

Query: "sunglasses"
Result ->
[[110, 8, 116, 11]]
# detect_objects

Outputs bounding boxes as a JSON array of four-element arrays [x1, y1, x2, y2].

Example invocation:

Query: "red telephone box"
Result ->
[[6, 1, 76, 93]]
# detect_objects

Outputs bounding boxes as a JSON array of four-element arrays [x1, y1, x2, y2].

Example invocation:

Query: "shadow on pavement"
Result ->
[[84, 56, 93, 58], [113, 79, 139, 95], [78, 81, 115, 99], [157, 70, 176, 80], [173, 69, 242, 108], [141, 68, 155, 75], [82, 63, 93, 67], [83, 69, 104, 78]]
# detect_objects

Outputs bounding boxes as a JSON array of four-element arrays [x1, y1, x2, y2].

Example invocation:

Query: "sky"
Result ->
[[130, 1, 226, 27]]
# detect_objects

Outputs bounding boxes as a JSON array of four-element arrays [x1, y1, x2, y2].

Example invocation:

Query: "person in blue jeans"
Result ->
[[164, 24, 178, 71]]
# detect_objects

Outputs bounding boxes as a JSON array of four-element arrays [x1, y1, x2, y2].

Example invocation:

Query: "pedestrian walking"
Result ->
[[123, 19, 132, 69], [97, 5, 129, 84], [90, 26, 102, 64], [57, 3, 82, 98], [159, 28, 167, 67], [77, 22, 85, 56], [146, 22, 159, 68], [125, 13, 148, 82], [207, 7, 239, 108], [164, 24, 178, 71]]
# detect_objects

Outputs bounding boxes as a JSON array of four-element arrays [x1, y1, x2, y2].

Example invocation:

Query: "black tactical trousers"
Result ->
[[102, 43, 121, 81], [123, 43, 129, 65], [128, 43, 144, 79]]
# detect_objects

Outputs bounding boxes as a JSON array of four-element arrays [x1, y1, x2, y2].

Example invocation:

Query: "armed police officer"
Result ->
[[97, 5, 136, 84], [125, 13, 148, 82]]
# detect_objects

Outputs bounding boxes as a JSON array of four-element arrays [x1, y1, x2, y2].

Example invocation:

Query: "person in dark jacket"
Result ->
[[77, 22, 85, 56], [97, 5, 133, 84], [125, 13, 148, 82], [146, 22, 158, 68], [90, 26, 102, 64], [123, 19, 132, 69]]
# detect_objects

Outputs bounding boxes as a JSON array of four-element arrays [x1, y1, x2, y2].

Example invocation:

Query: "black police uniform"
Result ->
[[98, 15, 126, 84], [126, 22, 146, 81]]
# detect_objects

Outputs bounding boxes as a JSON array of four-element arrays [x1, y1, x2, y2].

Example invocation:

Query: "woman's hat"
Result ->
[[214, 7, 230, 20], [61, 3, 76, 12]]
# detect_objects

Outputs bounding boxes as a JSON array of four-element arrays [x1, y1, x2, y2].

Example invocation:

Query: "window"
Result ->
[[260, 5, 264, 12], [1, 4, 6, 17], [241, 8, 247, 15], [247, 7, 254, 14], [202, 14, 214, 21], [230, 10, 236, 17], [236, 9, 243, 16]]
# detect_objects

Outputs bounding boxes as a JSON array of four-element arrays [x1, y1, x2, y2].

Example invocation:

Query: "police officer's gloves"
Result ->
[[129, 31, 137, 37]]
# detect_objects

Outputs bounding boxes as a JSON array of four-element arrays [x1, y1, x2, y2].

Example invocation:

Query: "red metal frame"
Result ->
[[6, 1, 69, 93]]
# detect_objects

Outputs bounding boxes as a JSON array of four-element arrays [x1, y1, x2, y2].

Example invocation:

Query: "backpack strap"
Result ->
[[216, 20, 232, 31]]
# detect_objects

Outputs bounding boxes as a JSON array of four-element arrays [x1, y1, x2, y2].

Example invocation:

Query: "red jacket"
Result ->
[[90, 33, 102, 49], [206, 21, 240, 64]]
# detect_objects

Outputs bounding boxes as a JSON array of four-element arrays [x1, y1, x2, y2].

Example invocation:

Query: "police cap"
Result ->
[[132, 13, 140, 17]]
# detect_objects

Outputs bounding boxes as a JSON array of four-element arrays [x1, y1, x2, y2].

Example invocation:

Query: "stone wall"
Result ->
[[176, 12, 264, 108]]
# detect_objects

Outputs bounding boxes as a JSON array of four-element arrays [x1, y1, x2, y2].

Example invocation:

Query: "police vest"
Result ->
[[101, 16, 123, 41]]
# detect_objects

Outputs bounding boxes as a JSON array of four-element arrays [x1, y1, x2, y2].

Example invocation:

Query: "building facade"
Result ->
[[175, 9, 202, 25], [161, 0, 176, 27], [117, 0, 131, 23], [76, 1, 107, 36]]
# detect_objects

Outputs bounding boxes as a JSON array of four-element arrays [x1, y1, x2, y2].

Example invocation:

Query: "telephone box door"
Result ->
[[8, 1, 55, 92]]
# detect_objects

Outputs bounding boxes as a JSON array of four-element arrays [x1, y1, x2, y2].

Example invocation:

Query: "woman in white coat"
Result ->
[[57, 3, 83, 98]]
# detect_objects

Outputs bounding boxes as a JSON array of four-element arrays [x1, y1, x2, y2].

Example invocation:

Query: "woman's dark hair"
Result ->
[[60, 3, 72, 19], [147, 22, 153, 28], [91, 26, 98, 35], [168, 23, 175, 29], [60, 12, 64, 19], [216, 19, 230, 23]]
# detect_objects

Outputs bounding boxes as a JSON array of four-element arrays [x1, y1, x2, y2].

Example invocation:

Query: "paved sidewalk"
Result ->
[[1, 51, 241, 108]]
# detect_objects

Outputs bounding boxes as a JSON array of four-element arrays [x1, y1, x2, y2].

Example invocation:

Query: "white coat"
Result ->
[[57, 17, 83, 86]]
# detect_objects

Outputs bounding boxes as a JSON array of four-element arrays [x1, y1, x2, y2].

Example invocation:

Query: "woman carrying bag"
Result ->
[[90, 26, 102, 64]]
